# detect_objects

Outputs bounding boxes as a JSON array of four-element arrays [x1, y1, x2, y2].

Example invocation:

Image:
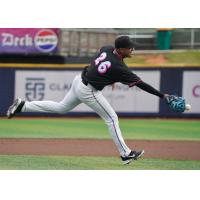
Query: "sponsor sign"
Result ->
[[0, 28, 59, 53], [15, 70, 160, 113], [183, 71, 200, 113]]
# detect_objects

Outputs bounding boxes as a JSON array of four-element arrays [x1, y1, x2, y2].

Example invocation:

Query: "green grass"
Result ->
[[0, 155, 199, 170], [0, 118, 200, 141], [165, 51, 200, 64], [125, 50, 200, 65]]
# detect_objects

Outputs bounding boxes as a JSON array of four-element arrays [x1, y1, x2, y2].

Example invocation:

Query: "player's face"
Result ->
[[120, 48, 134, 58]]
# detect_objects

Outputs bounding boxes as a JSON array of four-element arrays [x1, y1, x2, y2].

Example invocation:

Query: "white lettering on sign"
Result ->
[[1, 33, 33, 46]]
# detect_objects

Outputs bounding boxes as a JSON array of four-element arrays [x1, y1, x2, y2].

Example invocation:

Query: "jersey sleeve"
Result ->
[[114, 65, 142, 87], [136, 82, 164, 98]]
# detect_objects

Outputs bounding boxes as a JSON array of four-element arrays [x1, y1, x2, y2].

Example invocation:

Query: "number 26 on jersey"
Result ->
[[94, 52, 111, 74]]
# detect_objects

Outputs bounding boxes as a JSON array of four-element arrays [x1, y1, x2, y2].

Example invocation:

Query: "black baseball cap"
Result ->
[[115, 36, 134, 49]]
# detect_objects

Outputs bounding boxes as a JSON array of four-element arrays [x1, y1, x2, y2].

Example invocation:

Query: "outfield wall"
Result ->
[[0, 64, 200, 118]]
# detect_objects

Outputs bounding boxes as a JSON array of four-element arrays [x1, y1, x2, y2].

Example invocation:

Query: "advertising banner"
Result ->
[[0, 28, 59, 53], [183, 71, 200, 113], [15, 70, 160, 113]]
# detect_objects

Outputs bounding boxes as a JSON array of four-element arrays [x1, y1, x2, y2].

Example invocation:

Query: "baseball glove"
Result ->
[[165, 95, 186, 112]]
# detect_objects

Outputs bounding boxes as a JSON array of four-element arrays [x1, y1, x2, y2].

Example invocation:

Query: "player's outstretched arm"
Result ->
[[136, 81, 164, 98], [136, 82, 189, 113]]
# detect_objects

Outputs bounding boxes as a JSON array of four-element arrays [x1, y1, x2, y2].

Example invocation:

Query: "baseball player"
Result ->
[[7, 36, 170, 165]]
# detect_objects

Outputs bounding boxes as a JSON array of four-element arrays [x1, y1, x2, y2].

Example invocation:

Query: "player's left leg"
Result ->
[[7, 75, 81, 118]]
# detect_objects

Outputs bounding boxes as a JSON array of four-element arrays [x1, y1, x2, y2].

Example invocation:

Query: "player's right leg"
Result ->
[[7, 75, 81, 118], [84, 91, 144, 164], [86, 92, 144, 164], [74, 80, 144, 163], [74, 77, 144, 164]]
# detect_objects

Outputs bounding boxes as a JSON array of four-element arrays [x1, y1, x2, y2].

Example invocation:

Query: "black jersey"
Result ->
[[81, 46, 142, 91]]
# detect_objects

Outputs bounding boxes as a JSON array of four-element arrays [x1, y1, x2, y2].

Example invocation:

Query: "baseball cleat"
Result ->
[[121, 150, 145, 165], [7, 98, 25, 119]]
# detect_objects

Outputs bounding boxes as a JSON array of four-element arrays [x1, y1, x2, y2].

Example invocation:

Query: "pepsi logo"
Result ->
[[34, 29, 58, 52]]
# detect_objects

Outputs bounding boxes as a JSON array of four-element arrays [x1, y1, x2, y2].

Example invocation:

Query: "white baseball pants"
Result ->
[[22, 74, 131, 157]]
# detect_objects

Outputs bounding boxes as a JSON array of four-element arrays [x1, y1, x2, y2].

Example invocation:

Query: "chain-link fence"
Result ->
[[171, 28, 200, 49]]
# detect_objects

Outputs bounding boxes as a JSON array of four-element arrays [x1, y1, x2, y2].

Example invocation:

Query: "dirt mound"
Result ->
[[145, 55, 168, 64]]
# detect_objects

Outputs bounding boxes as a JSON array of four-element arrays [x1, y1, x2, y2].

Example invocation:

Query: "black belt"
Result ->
[[82, 78, 99, 90], [82, 78, 88, 86]]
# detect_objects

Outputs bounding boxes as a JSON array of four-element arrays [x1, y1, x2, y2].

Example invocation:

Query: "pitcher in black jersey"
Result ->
[[7, 36, 168, 165], [82, 36, 164, 98]]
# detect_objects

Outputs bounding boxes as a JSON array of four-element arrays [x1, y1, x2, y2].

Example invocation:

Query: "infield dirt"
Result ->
[[0, 138, 200, 160]]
